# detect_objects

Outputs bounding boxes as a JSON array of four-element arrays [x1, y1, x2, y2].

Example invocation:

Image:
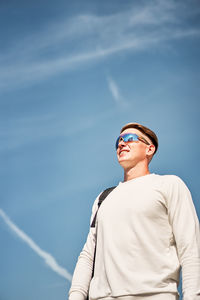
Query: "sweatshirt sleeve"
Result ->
[[166, 176, 200, 300], [68, 195, 100, 300]]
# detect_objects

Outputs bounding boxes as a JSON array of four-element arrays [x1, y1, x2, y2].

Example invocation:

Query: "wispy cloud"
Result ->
[[0, 0, 200, 90], [107, 77, 121, 103], [107, 76, 126, 106], [0, 208, 72, 282]]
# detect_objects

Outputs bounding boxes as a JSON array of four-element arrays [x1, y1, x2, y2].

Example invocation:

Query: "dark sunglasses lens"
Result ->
[[115, 137, 120, 149], [123, 134, 138, 142], [116, 134, 139, 149], [125, 136, 134, 142]]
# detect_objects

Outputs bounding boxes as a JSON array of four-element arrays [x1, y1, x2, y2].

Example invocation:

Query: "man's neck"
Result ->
[[123, 164, 150, 182]]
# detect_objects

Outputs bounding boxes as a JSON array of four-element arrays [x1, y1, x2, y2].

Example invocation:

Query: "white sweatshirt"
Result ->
[[69, 174, 200, 300]]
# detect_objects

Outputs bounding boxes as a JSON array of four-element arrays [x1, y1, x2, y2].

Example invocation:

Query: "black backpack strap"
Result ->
[[90, 186, 116, 228], [89, 186, 116, 282]]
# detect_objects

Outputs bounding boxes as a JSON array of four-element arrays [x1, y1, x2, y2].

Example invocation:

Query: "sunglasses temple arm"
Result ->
[[138, 137, 150, 145]]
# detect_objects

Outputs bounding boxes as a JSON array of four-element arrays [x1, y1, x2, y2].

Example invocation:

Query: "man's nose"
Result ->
[[118, 137, 126, 147]]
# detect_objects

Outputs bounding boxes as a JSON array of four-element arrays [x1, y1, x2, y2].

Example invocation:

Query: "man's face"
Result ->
[[116, 128, 152, 169]]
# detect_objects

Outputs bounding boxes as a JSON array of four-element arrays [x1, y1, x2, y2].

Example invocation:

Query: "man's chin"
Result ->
[[118, 158, 130, 169]]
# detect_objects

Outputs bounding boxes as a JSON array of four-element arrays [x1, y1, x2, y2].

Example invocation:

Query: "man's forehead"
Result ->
[[121, 128, 141, 135]]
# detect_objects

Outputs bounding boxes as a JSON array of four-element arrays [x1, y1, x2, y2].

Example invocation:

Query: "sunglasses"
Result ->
[[115, 133, 150, 150]]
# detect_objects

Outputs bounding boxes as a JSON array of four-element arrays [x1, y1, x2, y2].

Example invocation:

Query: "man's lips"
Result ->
[[119, 148, 130, 155]]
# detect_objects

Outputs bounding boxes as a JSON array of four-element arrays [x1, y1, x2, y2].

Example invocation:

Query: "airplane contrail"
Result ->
[[0, 208, 72, 282]]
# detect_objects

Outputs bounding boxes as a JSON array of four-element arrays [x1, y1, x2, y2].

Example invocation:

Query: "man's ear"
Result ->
[[146, 144, 156, 164], [146, 144, 155, 157]]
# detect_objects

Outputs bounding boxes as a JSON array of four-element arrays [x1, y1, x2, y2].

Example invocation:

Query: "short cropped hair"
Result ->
[[120, 122, 158, 154]]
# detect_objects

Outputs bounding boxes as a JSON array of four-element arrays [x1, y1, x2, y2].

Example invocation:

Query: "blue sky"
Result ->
[[0, 0, 200, 299]]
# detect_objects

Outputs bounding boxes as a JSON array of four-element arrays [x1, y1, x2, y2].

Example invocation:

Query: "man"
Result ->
[[69, 122, 200, 300]]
